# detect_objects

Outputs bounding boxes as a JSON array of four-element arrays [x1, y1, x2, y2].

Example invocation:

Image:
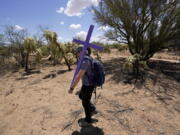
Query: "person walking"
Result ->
[[68, 46, 96, 127]]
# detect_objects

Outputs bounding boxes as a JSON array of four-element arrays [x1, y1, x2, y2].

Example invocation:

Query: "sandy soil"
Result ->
[[0, 52, 180, 135]]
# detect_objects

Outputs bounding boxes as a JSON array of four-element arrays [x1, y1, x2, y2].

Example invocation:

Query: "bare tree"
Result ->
[[4, 25, 28, 67]]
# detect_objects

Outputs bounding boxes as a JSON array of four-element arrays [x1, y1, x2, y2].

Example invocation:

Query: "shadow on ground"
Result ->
[[43, 69, 69, 79], [147, 59, 180, 82], [103, 58, 147, 85], [71, 125, 104, 135], [103, 58, 126, 84], [103, 57, 180, 96], [22, 70, 41, 76], [103, 57, 180, 83]]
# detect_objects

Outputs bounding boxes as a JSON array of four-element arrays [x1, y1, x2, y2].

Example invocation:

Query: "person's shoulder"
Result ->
[[84, 55, 93, 61], [83, 56, 92, 64]]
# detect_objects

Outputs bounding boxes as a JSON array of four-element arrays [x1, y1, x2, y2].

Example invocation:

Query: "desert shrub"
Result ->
[[0, 46, 11, 65], [123, 54, 148, 74], [40, 45, 50, 56], [102, 44, 111, 53]]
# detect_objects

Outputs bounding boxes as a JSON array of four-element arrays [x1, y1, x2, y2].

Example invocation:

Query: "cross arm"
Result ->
[[73, 39, 103, 51]]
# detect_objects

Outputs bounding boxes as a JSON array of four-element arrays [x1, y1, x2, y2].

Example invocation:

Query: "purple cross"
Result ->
[[70, 25, 103, 88]]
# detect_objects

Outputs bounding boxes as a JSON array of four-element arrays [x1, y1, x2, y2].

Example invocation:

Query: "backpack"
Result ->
[[84, 56, 105, 87]]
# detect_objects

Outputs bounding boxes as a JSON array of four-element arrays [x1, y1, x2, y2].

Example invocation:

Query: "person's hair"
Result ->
[[75, 46, 91, 56], [75, 46, 83, 54], [87, 47, 91, 56]]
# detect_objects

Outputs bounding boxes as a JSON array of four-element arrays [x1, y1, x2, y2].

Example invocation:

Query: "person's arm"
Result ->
[[68, 69, 86, 94]]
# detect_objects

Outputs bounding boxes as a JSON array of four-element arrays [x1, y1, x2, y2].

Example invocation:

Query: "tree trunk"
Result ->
[[20, 52, 26, 67], [53, 54, 57, 65], [63, 56, 71, 71], [57, 44, 71, 71], [132, 59, 140, 77], [25, 52, 29, 72]]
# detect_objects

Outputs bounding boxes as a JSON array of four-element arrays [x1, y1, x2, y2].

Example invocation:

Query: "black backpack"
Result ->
[[84, 56, 105, 87]]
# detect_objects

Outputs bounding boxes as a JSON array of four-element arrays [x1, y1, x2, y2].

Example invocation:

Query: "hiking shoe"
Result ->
[[78, 119, 91, 127], [91, 110, 98, 116]]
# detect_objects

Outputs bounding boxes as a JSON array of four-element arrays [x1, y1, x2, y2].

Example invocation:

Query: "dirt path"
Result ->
[[0, 55, 180, 135]]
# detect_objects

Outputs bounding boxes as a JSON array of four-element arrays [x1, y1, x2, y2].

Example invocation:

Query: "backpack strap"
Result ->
[[83, 56, 94, 84], [84, 56, 93, 65], [93, 87, 97, 99]]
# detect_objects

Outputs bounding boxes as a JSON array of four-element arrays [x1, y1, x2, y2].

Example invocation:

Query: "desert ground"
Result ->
[[0, 50, 180, 135]]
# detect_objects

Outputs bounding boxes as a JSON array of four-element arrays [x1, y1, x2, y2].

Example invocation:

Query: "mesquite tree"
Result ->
[[93, 0, 180, 75]]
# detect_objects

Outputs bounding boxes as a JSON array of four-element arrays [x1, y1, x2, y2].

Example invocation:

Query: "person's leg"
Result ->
[[90, 102, 96, 112], [80, 85, 94, 123], [90, 87, 96, 113], [90, 103, 98, 116]]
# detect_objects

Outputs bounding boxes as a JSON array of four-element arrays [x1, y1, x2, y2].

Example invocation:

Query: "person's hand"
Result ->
[[68, 88, 74, 94]]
